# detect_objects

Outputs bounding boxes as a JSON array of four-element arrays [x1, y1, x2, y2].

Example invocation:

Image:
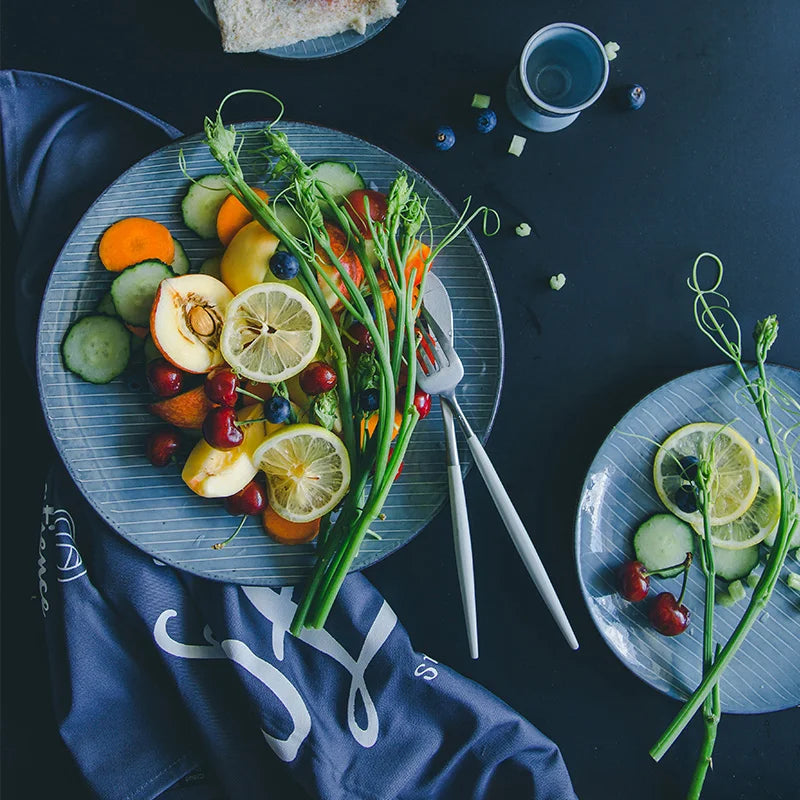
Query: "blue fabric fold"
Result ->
[[3, 69, 577, 800]]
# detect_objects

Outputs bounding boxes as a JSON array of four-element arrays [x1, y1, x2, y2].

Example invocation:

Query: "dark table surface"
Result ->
[[3, 1, 800, 798]]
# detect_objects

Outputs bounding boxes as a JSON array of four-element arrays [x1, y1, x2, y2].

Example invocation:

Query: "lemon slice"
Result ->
[[653, 422, 759, 526], [253, 424, 350, 523], [697, 460, 781, 549], [220, 283, 321, 383]]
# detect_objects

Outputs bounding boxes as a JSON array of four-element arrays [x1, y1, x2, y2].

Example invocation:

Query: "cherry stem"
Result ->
[[645, 552, 695, 578], [236, 387, 265, 402], [212, 515, 247, 549], [236, 417, 271, 426], [677, 552, 693, 606]]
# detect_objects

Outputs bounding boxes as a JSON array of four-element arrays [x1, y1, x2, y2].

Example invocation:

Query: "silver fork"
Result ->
[[416, 308, 580, 651]]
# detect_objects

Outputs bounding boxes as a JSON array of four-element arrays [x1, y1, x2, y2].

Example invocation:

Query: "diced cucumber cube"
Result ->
[[728, 580, 746, 602], [716, 592, 737, 607], [787, 572, 800, 593], [472, 93, 491, 109], [508, 135, 527, 156]]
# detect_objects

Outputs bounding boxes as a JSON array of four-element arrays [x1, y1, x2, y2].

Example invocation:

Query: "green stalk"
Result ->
[[307, 412, 419, 629], [687, 469, 719, 799], [650, 259, 797, 762], [687, 646, 721, 800]]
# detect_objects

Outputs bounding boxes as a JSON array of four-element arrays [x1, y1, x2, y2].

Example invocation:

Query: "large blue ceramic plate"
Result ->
[[194, 0, 407, 60], [576, 364, 800, 714], [37, 122, 503, 586]]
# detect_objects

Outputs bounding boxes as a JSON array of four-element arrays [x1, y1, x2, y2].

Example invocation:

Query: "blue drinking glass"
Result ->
[[506, 23, 609, 132]]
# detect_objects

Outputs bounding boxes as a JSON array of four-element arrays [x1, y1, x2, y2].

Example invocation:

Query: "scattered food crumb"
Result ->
[[515, 222, 531, 237], [757, 436, 766, 445], [471, 93, 491, 109], [604, 41, 620, 61], [508, 134, 527, 156], [549, 273, 566, 291]]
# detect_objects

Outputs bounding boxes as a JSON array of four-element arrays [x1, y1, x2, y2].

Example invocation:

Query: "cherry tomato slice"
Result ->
[[346, 189, 388, 238]]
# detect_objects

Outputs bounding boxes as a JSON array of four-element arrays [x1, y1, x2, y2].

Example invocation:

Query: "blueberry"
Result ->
[[434, 126, 456, 151], [359, 388, 380, 412], [675, 483, 698, 513], [265, 395, 291, 424], [270, 251, 300, 281], [624, 84, 646, 110], [679, 456, 699, 482], [476, 109, 497, 134], [364, 294, 377, 319]]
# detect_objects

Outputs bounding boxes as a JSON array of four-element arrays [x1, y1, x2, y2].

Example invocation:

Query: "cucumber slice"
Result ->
[[716, 592, 737, 607], [110, 260, 173, 327], [95, 292, 117, 316], [171, 239, 191, 275], [272, 202, 308, 240], [310, 161, 365, 211], [713, 545, 760, 581], [633, 514, 695, 576], [181, 174, 229, 238], [62, 315, 131, 384]]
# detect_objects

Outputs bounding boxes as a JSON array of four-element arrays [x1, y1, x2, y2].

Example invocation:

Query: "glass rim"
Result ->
[[518, 22, 610, 115]]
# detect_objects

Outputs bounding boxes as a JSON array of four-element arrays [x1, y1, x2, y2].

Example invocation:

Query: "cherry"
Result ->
[[397, 386, 431, 419], [649, 592, 690, 636], [618, 560, 650, 602], [146, 426, 181, 467], [345, 189, 388, 238], [346, 322, 374, 355], [224, 480, 267, 516], [649, 552, 693, 636], [203, 407, 244, 450], [300, 361, 338, 395], [147, 358, 184, 398], [205, 369, 239, 407]]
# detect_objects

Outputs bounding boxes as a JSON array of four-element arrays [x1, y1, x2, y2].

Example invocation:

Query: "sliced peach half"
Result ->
[[150, 274, 233, 374], [220, 220, 305, 296], [181, 403, 267, 498]]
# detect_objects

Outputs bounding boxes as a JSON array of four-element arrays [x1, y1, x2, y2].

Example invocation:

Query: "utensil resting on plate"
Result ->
[[417, 293, 579, 651]]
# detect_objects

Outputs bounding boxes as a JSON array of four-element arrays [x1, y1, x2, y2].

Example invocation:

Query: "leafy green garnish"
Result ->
[[311, 389, 339, 431]]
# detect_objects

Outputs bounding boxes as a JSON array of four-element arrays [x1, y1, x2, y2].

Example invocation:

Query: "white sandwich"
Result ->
[[213, 0, 399, 53]]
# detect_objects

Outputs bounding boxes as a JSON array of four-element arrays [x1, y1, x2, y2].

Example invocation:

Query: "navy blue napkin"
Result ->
[[1, 70, 577, 800]]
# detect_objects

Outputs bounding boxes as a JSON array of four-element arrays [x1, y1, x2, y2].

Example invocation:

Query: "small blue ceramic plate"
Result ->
[[36, 122, 503, 587], [576, 364, 800, 714], [194, 0, 407, 60]]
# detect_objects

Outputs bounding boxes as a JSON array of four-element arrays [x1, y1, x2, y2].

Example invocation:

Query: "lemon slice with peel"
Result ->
[[653, 422, 759, 527], [253, 424, 350, 523], [221, 283, 321, 383], [697, 460, 780, 550]]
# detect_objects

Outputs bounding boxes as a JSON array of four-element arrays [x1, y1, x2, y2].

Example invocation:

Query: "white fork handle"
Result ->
[[442, 401, 479, 659], [444, 397, 579, 651]]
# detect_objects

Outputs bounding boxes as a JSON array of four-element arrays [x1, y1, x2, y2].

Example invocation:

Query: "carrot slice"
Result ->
[[404, 240, 431, 288], [125, 323, 149, 339], [99, 217, 175, 272], [216, 188, 269, 246], [262, 506, 320, 544], [360, 408, 403, 444]]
